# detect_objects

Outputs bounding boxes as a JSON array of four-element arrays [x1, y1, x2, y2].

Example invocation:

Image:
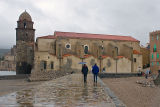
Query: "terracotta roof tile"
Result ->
[[133, 50, 141, 54], [84, 54, 92, 58], [117, 56, 125, 59], [38, 35, 55, 39], [55, 31, 139, 42], [101, 55, 109, 58], [63, 54, 72, 57]]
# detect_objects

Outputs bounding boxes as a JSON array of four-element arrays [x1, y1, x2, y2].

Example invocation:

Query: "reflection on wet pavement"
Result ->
[[0, 74, 115, 107]]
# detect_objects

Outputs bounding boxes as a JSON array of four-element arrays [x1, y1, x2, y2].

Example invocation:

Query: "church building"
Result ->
[[34, 31, 142, 73], [16, 11, 142, 74]]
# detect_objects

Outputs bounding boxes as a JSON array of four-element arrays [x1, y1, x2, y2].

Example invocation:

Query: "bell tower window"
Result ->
[[24, 22, 26, 28]]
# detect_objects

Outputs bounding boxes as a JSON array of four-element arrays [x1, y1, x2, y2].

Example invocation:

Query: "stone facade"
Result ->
[[33, 31, 142, 75], [16, 11, 35, 74], [140, 47, 150, 68]]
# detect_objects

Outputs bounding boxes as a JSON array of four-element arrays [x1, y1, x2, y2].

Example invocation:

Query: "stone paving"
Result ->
[[0, 74, 116, 107]]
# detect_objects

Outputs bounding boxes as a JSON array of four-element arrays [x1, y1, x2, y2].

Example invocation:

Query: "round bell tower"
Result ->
[[16, 10, 35, 74]]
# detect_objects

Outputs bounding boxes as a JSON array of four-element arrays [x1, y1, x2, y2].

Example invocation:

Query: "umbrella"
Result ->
[[78, 62, 86, 64]]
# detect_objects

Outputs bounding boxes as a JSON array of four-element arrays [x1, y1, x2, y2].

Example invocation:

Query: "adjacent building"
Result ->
[[150, 31, 160, 75], [0, 46, 16, 71], [140, 45, 150, 68]]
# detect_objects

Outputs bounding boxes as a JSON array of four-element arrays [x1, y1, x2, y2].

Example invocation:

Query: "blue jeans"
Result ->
[[94, 74, 98, 82]]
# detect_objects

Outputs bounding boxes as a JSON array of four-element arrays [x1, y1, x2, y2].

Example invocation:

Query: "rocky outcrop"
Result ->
[[154, 74, 160, 85]]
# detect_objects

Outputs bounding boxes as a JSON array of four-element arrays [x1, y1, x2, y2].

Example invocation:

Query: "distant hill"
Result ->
[[0, 49, 10, 57]]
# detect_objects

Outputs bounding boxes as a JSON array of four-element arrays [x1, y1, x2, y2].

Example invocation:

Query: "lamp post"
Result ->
[[99, 55, 102, 72], [115, 57, 118, 74], [115, 47, 118, 74]]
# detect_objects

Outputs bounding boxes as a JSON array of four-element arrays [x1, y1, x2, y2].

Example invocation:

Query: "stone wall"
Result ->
[[140, 47, 150, 68], [37, 37, 140, 59], [102, 57, 116, 73], [117, 57, 131, 73], [29, 69, 73, 81], [133, 54, 143, 72], [34, 54, 137, 73]]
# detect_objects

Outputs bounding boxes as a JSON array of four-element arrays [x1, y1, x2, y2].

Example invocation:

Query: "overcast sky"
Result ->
[[0, 0, 160, 49]]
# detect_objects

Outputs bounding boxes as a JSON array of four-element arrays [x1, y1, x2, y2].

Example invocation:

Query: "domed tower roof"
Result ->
[[19, 10, 32, 21]]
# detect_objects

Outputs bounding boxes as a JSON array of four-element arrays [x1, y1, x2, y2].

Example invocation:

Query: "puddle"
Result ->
[[0, 74, 115, 107]]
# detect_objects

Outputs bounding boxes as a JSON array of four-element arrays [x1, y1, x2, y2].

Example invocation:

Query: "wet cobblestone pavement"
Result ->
[[0, 74, 115, 107]]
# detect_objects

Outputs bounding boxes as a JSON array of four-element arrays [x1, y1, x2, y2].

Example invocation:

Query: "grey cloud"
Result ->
[[0, 0, 160, 48]]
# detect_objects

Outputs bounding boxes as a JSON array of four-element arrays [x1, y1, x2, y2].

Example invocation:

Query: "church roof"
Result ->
[[38, 35, 55, 39], [19, 10, 32, 21], [54, 31, 139, 42]]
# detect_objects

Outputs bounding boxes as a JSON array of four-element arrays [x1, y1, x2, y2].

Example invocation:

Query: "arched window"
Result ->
[[84, 45, 89, 54], [24, 22, 26, 28]]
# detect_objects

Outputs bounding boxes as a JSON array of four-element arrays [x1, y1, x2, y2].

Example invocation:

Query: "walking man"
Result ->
[[92, 63, 99, 83], [81, 64, 88, 83]]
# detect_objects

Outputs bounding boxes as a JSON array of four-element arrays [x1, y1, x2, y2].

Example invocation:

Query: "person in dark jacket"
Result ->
[[92, 64, 99, 83], [81, 64, 88, 83]]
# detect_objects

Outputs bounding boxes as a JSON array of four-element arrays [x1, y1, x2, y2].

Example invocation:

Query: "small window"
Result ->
[[157, 35, 159, 40], [65, 44, 71, 49], [152, 54, 154, 59], [48, 56, 50, 59], [84, 45, 89, 54], [134, 58, 136, 62], [152, 36, 153, 40], [51, 62, 54, 69], [157, 62, 159, 65], [157, 53, 159, 59], [153, 44, 157, 52], [101, 45, 104, 50], [152, 62, 154, 66]]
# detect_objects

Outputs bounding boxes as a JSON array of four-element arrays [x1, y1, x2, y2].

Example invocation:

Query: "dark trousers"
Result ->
[[94, 74, 98, 82], [145, 74, 148, 79], [84, 74, 87, 82]]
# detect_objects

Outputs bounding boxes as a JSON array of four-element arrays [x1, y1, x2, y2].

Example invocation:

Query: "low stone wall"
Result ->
[[0, 74, 30, 80], [29, 69, 79, 81], [99, 73, 140, 78]]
